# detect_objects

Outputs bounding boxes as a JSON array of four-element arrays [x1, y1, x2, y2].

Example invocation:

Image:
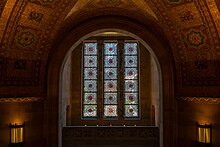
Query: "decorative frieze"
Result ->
[[63, 126, 159, 139], [177, 97, 220, 104], [0, 97, 45, 103], [63, 126, 159, 146]]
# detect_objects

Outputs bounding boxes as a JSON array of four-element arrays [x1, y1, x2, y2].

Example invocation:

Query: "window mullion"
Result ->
[[98, 39, 103, 119], [118, 39, 124, 119]]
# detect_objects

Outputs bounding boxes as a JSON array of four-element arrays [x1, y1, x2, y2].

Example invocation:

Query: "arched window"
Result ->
[[82, 41, 139, 119], [67, 33, 159, 126]]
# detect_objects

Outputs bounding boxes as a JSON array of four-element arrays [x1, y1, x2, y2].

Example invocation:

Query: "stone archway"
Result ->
[[47, 15, 176, 147]]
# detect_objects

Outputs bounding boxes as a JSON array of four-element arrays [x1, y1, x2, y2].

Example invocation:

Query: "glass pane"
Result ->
[[84, 43, 97, 55], [83, 105, 97, 117], [84, 56, 97, 67], [84, 93, 97, 104], [124, 56, 137, 67], [124, 43, 137, 55], [84, 80, 97, 92], [124, 93, 138, 104], [104, 56, 117, 67], [124, 68, 138, 79], [104, 43, 117, 55], [104, 105, 118, 117], [104, 93, 117, 104], [104, 68, 117, 79], [104, 80, 117, 92], [124, 105, 138, 117], [125, 80, 138, 92], [84, 68, 97, 79]]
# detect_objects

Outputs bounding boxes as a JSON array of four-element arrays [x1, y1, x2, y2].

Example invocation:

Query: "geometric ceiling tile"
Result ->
[[16, 30, 37, 48], [19, 2, 52, 30], [0, 57, 41, 86], [182, 59, 220, 86], [186, 30, 205, 47], [164, 0, 193, 7], [180, 26, 210, 51], [170, 2, 203, 29], [29, 0, 60, 8], [99, 0, 123, 7], [11, 25, 41, 52], [167, 0, 182, 3]]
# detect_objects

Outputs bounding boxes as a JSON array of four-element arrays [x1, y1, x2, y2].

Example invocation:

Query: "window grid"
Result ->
[[103, 42, 118, 119], [124, 42, 139, 118], [82, 42, 98, 118], [82, 41, 139, 119]]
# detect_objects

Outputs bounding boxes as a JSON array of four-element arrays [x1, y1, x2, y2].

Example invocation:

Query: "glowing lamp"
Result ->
[[10, 123, 24, 144], [196, 122, 212, 145]]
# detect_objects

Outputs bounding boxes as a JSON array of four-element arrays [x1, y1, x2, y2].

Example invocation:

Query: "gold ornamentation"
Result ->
[[28, 11, 43, 22], [0, 97, 45, 103], [177, 97, 220, 104], [99, 0, 122, 7]]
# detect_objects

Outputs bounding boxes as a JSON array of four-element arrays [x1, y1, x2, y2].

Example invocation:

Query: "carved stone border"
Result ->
[[177, 97, 220, 104], [0, 97, 45, 103]]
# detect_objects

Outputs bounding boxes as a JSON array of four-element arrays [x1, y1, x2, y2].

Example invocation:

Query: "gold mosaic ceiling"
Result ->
[[0, 0, 220, 97]]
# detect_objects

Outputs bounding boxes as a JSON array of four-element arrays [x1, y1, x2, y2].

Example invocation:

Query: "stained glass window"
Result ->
[[103, 42, 118, 118], [82, 41, 139, 119], [124, 42, 139, 118], [83, 42, 98, 118]]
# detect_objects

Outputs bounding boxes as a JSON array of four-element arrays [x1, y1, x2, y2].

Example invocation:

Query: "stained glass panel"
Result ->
[[84, 68, 97, 79], [104, 105, 118, 117], [84, 56, 97, 67], [104, 93, 117, 104], [104, 68, 117, 79], [84, 93, 97, 104], [124, 43, 137, 55], [82, 41, 140, 119], [124, 105, 138, 117], [84, 80, 97, 92], [104, 43, 117, 55], [83, 42, 98, 119], [104, 56, 117, 67], [125, 80, 138, 92], [104, 80, 117, 92], [124, 68, 138, 79], [84, 43, 97, 55], [83, 105, 97, 117], [124, 56, 137, 67], [124, 93, 138, 104]]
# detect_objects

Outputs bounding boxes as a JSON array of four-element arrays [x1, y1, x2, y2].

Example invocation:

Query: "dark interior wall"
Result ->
[[178, 101, 220, 147], [0, 101, 45, 147], [70, 40, 153, 126]]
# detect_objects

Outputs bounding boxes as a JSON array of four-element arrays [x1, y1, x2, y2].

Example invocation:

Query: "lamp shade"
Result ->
[[197, 123, 212, 144], [10, 123, 24, 144]]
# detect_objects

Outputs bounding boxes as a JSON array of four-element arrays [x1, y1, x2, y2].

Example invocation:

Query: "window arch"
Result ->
[[67, 33, 159, 127], [82, 40, 139, 119]]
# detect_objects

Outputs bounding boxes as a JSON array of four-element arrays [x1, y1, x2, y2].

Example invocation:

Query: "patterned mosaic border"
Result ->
[[63, 126, 159, 138], [177, 97, 220, 104], [0, 97, 45, 102]]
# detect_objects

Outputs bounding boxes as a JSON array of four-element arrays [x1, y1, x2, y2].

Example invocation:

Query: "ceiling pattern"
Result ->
[[0, 0, 220, 97]]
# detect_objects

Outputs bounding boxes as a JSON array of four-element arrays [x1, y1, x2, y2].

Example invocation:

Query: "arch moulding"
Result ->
[[47, 14, 176, 147]]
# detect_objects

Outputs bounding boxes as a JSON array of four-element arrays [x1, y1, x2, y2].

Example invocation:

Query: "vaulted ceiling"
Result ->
[[0, 0, 220, 97]]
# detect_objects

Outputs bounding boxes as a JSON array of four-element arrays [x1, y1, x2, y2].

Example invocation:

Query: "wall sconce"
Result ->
[[196, 122, 212, 146], [10, 123, 24, 145]]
